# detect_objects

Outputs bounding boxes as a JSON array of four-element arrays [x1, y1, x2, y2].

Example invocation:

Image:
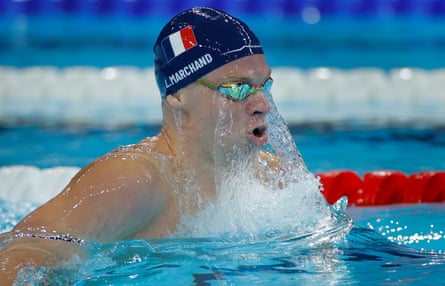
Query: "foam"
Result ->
[[1, 66, 444, 126], [0, 165, 79, 204]]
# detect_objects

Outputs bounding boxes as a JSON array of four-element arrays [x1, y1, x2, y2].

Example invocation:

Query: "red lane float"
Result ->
[[317, 170, 445, 206], [318, 170, 362, 205]]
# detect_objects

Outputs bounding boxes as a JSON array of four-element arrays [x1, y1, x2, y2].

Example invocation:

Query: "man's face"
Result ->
[[179, 54, 272, 157]]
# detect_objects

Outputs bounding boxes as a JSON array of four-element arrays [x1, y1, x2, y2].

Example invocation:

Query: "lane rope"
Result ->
[[317, 170, 445, 206]]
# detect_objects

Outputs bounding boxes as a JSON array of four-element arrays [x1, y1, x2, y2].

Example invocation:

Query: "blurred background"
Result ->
[[1, 0, 445, 68], [1, 0, 444, 126]]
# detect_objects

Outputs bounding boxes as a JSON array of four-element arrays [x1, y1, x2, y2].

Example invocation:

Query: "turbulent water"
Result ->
[[6, 210, 444, 286], [8, 205, 354, 285], [2, 88, 362, 285]]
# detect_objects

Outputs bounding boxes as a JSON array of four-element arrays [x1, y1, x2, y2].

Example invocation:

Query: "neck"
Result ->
[[155, 125, 218, 214]]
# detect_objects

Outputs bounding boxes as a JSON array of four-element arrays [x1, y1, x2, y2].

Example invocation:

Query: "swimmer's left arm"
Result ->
[[0, 153, 166, 284]]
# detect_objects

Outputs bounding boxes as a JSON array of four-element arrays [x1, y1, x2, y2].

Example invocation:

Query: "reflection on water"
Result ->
[[12, 224, 445, 286]]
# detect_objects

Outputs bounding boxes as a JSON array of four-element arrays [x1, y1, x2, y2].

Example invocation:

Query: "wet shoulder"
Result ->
[[66, 140, 163, 186], [105, 138, 168, 166]]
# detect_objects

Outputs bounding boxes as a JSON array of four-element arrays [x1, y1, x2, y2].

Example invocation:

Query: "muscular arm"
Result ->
[[0, 151, 167, 284]]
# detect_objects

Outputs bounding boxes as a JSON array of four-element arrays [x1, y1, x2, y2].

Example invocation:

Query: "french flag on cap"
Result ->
[[162, 26, 198, 62]]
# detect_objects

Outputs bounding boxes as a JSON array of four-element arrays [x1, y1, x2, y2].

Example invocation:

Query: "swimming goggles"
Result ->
[[196, 77, 273, 101]]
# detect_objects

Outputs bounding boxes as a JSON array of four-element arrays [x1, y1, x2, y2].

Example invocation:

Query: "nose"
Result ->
[[246, 91, 271, 116]]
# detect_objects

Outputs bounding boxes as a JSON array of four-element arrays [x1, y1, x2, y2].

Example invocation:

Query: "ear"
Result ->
[[165, 92, 184, 110]]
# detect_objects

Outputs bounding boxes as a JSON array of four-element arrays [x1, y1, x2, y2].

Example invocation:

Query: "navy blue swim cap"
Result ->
[[154, 7, 264, 98]]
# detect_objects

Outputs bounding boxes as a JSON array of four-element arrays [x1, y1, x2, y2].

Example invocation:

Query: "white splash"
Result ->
[[174, 92, 350, 241]]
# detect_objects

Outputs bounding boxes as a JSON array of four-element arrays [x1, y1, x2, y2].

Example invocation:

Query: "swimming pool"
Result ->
[[1, 75, 444, 285], [1, 1, 445, 285]]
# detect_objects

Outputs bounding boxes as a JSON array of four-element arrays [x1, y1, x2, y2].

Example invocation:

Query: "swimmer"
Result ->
[[0, 7, 280, 284]]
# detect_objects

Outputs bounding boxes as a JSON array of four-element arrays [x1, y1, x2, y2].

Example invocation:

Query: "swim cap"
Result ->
[[154, 7, 264, 98]]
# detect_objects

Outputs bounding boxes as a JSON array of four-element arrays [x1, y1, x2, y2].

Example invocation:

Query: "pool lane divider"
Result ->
[[317, 170, 445, 206]]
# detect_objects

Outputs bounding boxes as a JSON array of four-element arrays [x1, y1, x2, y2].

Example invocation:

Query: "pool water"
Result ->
[[1, 1, 445, 284], [1, 124, 445, 285], [1, 200, 444, 285], [1, 124, 445, 173]]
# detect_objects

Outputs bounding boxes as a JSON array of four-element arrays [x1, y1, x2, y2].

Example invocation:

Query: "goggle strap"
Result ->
[[195, 78, 219, 91]]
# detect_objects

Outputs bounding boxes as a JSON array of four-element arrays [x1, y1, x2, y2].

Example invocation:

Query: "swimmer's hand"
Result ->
[[0, 235, 86, 285]]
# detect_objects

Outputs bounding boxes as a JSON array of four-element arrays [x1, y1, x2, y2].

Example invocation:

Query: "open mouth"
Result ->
[[248, 124, 268, 146], [253, 126, 267, 138]]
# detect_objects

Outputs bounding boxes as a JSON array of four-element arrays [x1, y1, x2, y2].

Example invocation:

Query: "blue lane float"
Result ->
[[1, 0, 445, 17]]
